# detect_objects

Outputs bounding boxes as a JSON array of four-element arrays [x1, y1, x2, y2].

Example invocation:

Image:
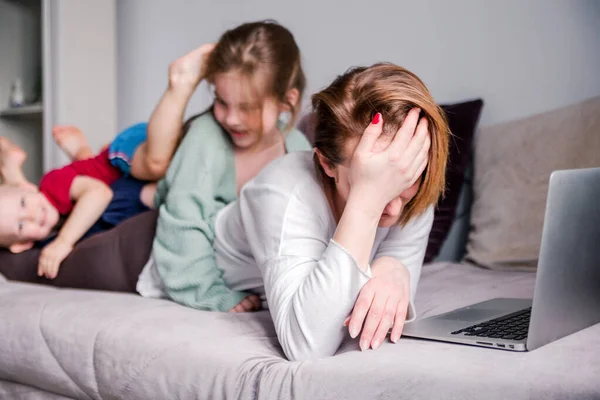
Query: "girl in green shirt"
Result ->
[[138, 20, 313, 312], [0, 20, 311, 309]]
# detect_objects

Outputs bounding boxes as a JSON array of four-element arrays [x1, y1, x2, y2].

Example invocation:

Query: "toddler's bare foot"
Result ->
[[0, 136, 28, 185], [53, 125, 93, 160]]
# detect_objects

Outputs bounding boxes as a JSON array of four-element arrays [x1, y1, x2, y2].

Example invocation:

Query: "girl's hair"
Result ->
[[311, 63, 450, 225], [200, 20, 305, 132]]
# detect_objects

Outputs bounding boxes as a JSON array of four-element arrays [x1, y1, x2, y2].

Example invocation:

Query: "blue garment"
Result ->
[[108, 123, 148, 176], [85, 177, 150, 237]]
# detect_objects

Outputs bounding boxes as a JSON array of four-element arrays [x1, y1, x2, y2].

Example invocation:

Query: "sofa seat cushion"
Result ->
[[1, 263, 599, 399]]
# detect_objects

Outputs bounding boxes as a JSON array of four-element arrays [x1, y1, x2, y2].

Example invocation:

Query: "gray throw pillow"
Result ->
[[465, 96, 600, 270]]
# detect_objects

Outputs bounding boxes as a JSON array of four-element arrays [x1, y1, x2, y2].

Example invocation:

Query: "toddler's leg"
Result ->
[[53, 125, 94, 161], [0, 136, 30, 187]]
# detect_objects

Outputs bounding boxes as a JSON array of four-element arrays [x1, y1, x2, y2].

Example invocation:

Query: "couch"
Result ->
[[1, 97, 599, 399], [3, 261, 599, 400]]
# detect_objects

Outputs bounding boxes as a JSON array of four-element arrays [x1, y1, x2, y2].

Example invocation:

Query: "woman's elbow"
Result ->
[[284, 345, 336, 362], [279, 324, 339, 361], [276, 300, 343, 361]]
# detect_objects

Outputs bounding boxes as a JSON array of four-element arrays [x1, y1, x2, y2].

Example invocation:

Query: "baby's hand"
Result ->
[[38, 238, 73, 279], [228, 294, 261, 313]]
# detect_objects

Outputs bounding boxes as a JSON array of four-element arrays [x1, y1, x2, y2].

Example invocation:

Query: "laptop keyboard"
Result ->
[[451, 307, 531, 341]]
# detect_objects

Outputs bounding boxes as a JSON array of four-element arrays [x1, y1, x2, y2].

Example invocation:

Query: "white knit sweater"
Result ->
[[214, 151, 434, 361]]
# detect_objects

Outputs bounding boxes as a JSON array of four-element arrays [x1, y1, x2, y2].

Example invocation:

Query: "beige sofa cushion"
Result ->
[[466, 96, 600, 270]]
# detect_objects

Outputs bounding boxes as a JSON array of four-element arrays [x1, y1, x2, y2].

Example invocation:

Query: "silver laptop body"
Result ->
[[402, 167, 600, 351]]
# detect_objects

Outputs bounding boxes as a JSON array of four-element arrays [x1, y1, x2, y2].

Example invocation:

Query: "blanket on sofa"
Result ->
[[1, 262, 598, 400]]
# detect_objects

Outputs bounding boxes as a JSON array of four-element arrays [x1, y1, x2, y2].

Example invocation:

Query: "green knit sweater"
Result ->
[[152, 113, 312, 312]]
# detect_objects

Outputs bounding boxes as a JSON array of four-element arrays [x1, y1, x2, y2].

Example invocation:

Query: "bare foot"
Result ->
[[53, 125, 93, 160], [0, 136, 28, 185]]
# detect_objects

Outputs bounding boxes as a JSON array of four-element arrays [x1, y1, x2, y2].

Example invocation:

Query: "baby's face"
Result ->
[[0, 186, 59, 251]]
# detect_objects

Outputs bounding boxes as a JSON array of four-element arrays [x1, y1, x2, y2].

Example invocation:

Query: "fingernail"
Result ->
[[349, 326, 359, 338], [391, 335, 399, 343], [360, 340, 369, 351], [343, 317, 350, 327], [372, 339, 381, 350], [414, 107, 421, 114], [371, 112, 381, 125]]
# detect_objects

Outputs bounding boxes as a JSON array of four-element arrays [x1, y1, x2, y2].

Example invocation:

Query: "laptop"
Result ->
[[402, 167, 600, 351]]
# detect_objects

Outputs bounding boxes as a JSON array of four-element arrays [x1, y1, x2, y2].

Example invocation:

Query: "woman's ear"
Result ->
[[9, 241, 34, 254], [315, 149, 336, 179]]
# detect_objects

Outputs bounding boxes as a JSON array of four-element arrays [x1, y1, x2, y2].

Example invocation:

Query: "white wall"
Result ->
[[116, 0, 600, 130], [48, 0, 117, 168]]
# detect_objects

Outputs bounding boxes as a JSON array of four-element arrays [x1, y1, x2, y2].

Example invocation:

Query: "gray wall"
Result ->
[[48, 0, 117, 168], [116, 0, 600, 130]]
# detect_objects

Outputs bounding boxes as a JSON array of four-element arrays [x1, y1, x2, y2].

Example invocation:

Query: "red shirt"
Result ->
[[39, 149, 122, 215]]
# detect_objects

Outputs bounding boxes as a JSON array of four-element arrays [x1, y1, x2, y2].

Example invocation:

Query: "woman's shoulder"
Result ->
[[243, 151, 323, 199], [253, 151, 315, 183], [240, 151, 332, 228]]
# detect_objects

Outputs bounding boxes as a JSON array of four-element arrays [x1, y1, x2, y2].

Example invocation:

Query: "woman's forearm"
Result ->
[[264, 242, 371, 361], [370, 256, 408, 276], [332, 191, 384, 271]]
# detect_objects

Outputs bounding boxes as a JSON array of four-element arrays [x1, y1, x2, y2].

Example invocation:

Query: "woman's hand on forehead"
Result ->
[[372, 133, 394, 153], [347, 109, 429, 210]]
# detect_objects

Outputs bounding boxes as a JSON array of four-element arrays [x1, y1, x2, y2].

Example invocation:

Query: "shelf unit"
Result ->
[[0, 0, 45, 184], [0, 0, 117, 184], [0, 102, 43, 118]]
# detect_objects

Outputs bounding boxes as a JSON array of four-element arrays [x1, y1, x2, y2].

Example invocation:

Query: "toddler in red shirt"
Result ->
[[0, 124, 149, 279], [0, 43, 215, 279]]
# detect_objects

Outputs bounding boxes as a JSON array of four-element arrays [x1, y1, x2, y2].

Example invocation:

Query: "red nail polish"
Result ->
[[371, 112, 381, 125]]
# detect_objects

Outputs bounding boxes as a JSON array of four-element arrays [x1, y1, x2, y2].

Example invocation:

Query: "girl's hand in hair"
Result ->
[[348, 109, 430, 213], [168, 43, 216, 93]]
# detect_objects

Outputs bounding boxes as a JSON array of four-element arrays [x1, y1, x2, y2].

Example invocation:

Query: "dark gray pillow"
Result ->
[[0, 210, 157, 291]]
